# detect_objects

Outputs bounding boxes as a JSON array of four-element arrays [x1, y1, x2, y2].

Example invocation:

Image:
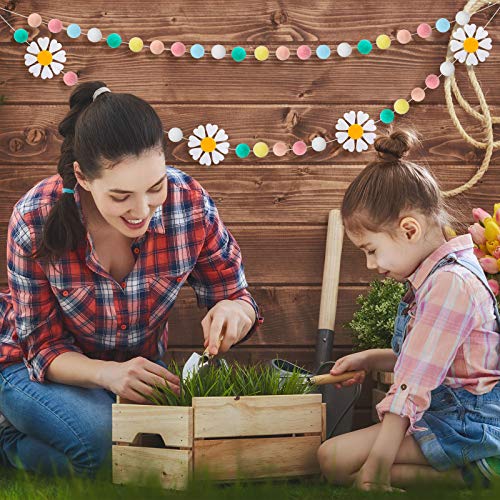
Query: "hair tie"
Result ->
[[92, 86, 111, 101], [62, 188, 75, 195]]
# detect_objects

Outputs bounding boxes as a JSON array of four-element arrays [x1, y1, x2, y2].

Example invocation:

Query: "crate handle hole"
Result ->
[[131, 433, 167, 448]]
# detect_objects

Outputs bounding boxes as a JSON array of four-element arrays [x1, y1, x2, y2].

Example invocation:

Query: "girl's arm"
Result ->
[[369, 348, 398, 372], [356, 413, 409, 490]]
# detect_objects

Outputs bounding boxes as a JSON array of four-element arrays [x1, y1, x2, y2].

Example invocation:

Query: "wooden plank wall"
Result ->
[[0, 1, 498, 429]]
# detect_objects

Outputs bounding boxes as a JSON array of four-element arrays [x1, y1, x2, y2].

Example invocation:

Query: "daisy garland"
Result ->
[[0, 3, 498, 164]]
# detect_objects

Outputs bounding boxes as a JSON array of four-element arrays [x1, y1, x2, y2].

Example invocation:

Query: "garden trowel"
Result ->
[[182, 334, 226, 381]]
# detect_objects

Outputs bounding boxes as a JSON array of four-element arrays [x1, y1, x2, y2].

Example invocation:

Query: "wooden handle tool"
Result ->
[[309, 370, 365, 386]]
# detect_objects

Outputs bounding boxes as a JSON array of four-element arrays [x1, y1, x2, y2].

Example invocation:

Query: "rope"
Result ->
[[442, 0, 499, 197]]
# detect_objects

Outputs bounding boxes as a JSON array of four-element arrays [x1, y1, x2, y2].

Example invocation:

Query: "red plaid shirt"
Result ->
[[0, 167, 261, 383]]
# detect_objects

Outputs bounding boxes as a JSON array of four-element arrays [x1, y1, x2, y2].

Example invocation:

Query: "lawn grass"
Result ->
[[1, 466, 499, 500]]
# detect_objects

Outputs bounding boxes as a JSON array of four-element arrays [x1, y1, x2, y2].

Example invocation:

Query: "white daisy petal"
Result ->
[[199, 152, 212, 166], [50, 61, 64, 75], [453, 28, 466, 42], [356, 139, 368, 153], [475, 26, 488, 41], [215, 142, 229, 154], [335, 131, 349, 143], [343, 138, 355, 153], [188, 136, 201, 148], [38, 37, 50, 51], [41, 65, 53, 79], [27, 41, 40, 55], [450, 40, 464, 53], [476, 49, 489, 62], [363, 120, 376, 132], [189, 147, 203, 161], [52, 50, 66, 63], [478, 38, 492, 50], [363, 132, 377, 145], [214, 129, 228, 142], [49, 39, 62, 53], [29, 63, 42, 77], [465, 52, 478, 65], [336, 119, 349, 131], [211, 150, 225, 165], [356, 111, 369, 126], [206, 124, 218, 138], [464, 24, 476, 38], [24, 54, 37, 66], [344, 111, 356, 125], [193, 125, 206, 140], [454, 49, 468, 63]]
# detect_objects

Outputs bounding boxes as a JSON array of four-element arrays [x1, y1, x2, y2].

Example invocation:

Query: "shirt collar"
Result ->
[[407, 234, 475, 290]]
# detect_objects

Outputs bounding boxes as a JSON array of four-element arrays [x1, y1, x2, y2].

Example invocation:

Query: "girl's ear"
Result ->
[[73, 161, 91, 191], [399, 216, 421, 242]]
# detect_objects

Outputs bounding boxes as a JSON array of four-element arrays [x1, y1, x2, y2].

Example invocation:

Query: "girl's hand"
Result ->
[[98, 357, 180, 404], [330, 350, 372, 389], [202, 299, 255, 355]]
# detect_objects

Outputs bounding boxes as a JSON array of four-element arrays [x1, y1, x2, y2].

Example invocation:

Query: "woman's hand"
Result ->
[[98, 357, 180, 404], [202, 299, 255, 355], [330, 350, 373, 389]]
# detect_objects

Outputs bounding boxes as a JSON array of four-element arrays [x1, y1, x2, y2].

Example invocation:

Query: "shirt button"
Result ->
[[133, 248, 140, 255], [401, 384, 407, 390], [62, 290, 69, 297], [176, 276, 183, 283], [120, 324, 127, 330], [121, 282, 126, 289]]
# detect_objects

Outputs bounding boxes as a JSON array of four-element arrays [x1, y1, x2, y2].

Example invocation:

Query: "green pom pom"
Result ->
[[357, 39, 373, 55], [231, 46, 247, 62], [106, 33, 122, 48], [235, 143, 250, 158], [14, 29, 29, 43], [380, 109, 395, 124]]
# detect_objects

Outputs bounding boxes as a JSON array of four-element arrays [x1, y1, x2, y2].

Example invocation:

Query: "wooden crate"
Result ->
[[371, 371, 394, 423], [112, 393, 326, 490]]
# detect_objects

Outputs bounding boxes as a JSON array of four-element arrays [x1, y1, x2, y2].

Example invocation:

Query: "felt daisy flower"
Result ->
[[450, 24, 492, 66], [24, 37, 66, 79], [335, 111, 377, 153], [188, 124, 230, 166]]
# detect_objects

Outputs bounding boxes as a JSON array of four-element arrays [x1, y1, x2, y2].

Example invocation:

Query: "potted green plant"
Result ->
[[347, 278, 405, 421]]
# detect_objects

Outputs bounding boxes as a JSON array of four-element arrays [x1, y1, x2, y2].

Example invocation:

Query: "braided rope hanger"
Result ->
[[442, 0, 499, 197]]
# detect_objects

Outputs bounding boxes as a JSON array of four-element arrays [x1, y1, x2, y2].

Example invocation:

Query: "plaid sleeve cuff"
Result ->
[[376, 383, 428, 435]]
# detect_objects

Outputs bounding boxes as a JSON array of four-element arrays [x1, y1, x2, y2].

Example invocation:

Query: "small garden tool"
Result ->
[[182, 334, 227, 381]]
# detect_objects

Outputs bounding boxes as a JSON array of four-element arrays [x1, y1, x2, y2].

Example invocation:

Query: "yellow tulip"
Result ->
[[486, 240, 500, 255], [484, 220, 500, 243]]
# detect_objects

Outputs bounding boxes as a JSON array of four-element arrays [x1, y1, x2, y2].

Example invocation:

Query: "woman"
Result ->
[[0, 81, 261, 476]]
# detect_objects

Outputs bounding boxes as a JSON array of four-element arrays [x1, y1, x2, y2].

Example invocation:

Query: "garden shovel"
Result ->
[[182, 334, 226, 381]]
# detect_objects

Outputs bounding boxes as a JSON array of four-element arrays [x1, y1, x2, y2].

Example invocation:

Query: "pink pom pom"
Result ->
[[170, 42, 186, 57], [425, 74, 440, 90], [28, 13, 43, 28], [275, 46, 290, 61], [63, 71, 78, 86], [417, 23, 432, 39], [48, 19, 63, 33], [292, 141, 307, 155], [150, 40, 165, 55], [297, 45, 312, 60], [272, 142, 288, 157]]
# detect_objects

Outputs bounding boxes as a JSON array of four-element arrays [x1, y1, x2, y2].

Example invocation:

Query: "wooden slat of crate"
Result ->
[[112, 404, 193, 448], [112, 445, 191, 490], [371, 371, 394, 385], [193, 435, 321, 480], [192, 394, 322, 439]]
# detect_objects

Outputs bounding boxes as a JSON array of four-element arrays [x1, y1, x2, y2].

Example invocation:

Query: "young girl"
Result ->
[[0, 81, 260, 476], [317, 129, 500, 490]]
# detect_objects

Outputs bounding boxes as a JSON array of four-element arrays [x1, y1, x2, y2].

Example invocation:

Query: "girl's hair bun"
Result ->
[[374, 129, 419, 161]]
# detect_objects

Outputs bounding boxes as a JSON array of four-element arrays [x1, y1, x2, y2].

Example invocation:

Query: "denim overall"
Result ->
[[391, 252, 500, 483]]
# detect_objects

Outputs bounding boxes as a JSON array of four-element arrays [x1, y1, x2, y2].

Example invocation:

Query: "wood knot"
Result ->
[[273, 195, 286, 204], [284, 109, 299, 129], [271, 10, 288, 27], [8, 137, 23, 153], [25, 128, 45, 146]]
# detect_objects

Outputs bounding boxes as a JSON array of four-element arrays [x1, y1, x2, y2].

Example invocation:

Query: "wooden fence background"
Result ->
[[0, 0, 498, 428]]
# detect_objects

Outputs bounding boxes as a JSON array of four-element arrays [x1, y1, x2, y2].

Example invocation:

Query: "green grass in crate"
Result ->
[[148, 362, 314, 406]]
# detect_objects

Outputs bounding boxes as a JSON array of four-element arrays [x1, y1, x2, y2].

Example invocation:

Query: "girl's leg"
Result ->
[[317, 423, 464, 487], [0, 363, 114, 476]]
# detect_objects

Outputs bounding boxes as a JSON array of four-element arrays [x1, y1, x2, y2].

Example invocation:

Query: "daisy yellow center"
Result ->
[[200, 137, 217, 153], [347, 124, 364, 140], [37, 50, 53, 66], [463, 37, 479, 53]]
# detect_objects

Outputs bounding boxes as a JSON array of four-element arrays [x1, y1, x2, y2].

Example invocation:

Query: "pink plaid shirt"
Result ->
[[377, 234, 500, 434]]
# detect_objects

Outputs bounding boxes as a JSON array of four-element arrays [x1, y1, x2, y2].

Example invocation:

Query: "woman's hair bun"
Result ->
[[374, 128, 419, 160]]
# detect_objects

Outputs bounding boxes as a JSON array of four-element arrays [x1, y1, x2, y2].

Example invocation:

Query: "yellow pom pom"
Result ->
[[376, 34, 391, 50], [253, 142, 269, 158], [129, 37, 144, 53], [394, 99, 410, 115], [254, 46, 269, 61]]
